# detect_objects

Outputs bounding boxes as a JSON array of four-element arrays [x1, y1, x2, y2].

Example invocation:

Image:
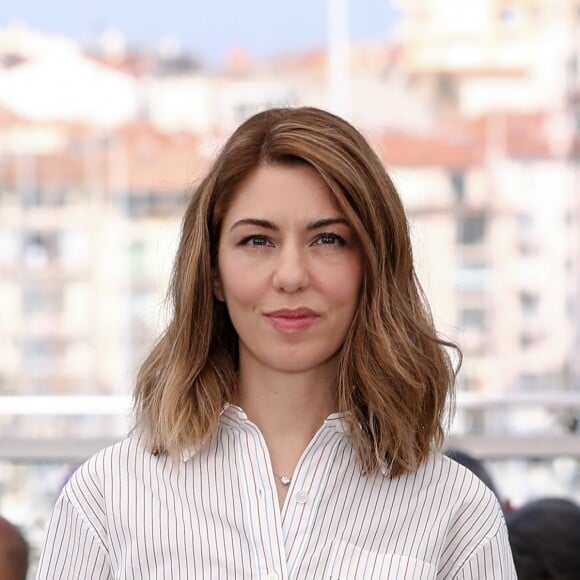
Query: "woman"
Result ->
[[37, 107, 516, 578]]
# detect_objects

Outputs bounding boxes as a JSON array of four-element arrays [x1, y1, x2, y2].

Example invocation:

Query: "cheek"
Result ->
[[324, 261, 362, 307], [219, 264, 262, 306]]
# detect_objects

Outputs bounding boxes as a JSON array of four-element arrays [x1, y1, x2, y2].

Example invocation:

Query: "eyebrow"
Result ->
[[229, 217, 349, 232]]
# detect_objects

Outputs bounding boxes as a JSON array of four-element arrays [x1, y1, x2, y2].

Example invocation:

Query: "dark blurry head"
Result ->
[[506, 497, 580, 579], [445, 448, 501, 501], [0, 516, 28, 580]]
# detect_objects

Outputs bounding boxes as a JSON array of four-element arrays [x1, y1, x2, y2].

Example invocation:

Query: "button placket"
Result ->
[[284, 429, 346, 579], [241, 421, 289, 580], [295, 491, 309, 504]]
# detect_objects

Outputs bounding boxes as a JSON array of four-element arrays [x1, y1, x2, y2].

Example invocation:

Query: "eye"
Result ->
[[239, 234, 272, 247], [314, 232, 346, 246]]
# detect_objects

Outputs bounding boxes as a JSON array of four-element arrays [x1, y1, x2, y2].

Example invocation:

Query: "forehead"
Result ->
[[223, 163, 343, 223]]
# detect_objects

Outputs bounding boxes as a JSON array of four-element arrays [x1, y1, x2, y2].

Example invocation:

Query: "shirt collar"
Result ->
[[180, 404, 233, 462], [181, 403, 349, 462]]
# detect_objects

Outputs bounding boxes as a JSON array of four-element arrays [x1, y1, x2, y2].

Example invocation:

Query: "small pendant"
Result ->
[[280, 475, 292, 486]]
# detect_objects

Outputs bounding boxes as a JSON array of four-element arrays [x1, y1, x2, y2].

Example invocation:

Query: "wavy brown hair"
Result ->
[[133, 106, 460, 477]]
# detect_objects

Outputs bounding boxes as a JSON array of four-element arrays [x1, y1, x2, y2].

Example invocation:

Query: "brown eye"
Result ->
[[240, 235, 271, 247], [315, 233, 346, 246]]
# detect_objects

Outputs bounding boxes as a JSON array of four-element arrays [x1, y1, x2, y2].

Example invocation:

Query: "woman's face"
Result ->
[[215, 163, 362, 377]]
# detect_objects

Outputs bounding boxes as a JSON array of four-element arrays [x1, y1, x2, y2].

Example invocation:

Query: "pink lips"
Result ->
[[264, 307, 320, 334]]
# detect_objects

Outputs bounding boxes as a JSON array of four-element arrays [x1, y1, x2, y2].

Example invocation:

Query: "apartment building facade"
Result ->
[[0, 4, 578, 425]]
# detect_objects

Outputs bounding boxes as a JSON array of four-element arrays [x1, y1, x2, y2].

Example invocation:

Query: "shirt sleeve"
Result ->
[[36, 490, 113, 580], [452, 525, 517, 580], [436, 459, 518, 580]]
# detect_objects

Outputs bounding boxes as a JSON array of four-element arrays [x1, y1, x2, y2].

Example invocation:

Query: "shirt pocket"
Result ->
[[325, 539, 437, 579]]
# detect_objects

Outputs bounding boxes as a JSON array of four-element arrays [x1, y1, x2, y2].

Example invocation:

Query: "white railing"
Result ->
[[1, 392, 579, 461], [0, 394, 131, 415], [2, 391, 580, 415]]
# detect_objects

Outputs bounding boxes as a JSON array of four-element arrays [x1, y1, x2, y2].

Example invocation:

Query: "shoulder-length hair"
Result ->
[[134, 106, 460, 477]]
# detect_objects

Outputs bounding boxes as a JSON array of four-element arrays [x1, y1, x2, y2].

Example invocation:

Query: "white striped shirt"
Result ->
[[37, 404, 516, 579]]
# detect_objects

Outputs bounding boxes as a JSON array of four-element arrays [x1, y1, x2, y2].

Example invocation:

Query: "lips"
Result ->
[[265, 307, 318, 318], [264, 307, 320, 333]]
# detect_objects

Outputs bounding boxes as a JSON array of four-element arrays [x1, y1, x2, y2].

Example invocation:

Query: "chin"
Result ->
[[267, 350, 340, 374]]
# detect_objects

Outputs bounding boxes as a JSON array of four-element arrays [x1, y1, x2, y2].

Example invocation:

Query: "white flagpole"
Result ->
[[327, 0, 351, 118]]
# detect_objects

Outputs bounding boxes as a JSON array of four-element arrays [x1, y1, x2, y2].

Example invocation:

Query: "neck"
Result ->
[[234, 361, 338, 473], [236, 370, 337, 437]]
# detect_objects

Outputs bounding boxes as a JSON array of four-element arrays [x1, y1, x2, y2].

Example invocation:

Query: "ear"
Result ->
[[212, 271, 225, 302]]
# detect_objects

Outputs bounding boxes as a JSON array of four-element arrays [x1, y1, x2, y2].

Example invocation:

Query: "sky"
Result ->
[[0, 0, 401, 67]]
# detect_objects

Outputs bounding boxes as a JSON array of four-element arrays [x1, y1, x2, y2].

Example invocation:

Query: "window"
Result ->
[[125, 193, 154, 217], [21, 187, 43, 208], [457, 215, 486, 245], [460, 308, 487, 330], [22, 232, 59, 268], [20, 338, 66, 371], [566, 296, 574, 318], [518, 372, 557, 391], [60, 229, 89, 270], [499, 7, 517, 24], [517, 213, 534, 236], [21, 285, 63, 316], [519, 333, 535, 350], [456, 263, 490, 291], [0, 230, 19, 266], [450, 170, 465, 202], [129, 240, 147, 276], [519, 292, 539, 316]]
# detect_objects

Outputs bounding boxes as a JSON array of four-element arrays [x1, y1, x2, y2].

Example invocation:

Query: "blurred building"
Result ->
[[1, 10, 579, 576], [0, 25, 139, 126], [379, 113, 578, 394], [0, 1, 578, 420], [396, 0, 579, 117], [393, 0, 580, 392], [0, 111, 207, 437]]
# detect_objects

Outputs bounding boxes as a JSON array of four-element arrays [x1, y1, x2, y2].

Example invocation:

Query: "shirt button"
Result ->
[[265, 573, 279, 580], [257, 487, 264, 499], [296, 490, 309, 504]]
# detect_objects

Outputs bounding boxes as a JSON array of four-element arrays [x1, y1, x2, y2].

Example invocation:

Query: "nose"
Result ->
[[272, 242, 309, 293]]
